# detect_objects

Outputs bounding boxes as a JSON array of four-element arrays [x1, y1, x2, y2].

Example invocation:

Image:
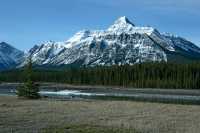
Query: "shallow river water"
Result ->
[[1, 86, 200, 105]]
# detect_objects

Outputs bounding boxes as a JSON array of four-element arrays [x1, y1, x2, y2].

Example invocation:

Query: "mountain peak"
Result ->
[[0, 41, 9, 46], [107, 16, 135, 32], [115, 16, 135, 26], [0, 42, 14, 50]]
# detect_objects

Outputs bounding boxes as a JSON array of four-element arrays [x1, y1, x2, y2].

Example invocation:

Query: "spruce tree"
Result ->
[[17, 57, 40, 99]]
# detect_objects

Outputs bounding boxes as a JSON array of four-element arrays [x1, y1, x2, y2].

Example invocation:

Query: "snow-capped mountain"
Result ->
[[1, 16, 200, 70], [0, 42, 24, 70], [25, 16, 200, 67], [23, 41, 67, 65]]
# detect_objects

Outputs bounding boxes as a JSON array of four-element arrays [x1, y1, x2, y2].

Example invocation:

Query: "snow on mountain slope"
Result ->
[[0, 42, 24, 70], [163, 33, 200, 54], [65, 30, 93, 48], [26, 41, 67, 65], [107, 17, 175, 51], [24, 16, 200, 67]]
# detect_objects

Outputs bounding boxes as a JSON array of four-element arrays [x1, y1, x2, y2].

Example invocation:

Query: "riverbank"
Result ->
[[1, 83, 200, 105], [1, 95, 200, 133], [1, 82, 200, 95]]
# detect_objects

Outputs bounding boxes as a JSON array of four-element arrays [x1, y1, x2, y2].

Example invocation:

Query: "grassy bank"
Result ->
[[1, 95, 200, 133], [41, 125, 139, 133]]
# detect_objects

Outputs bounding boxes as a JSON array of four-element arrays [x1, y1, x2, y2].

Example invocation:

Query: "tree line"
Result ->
[[0, 62, 200, 89]]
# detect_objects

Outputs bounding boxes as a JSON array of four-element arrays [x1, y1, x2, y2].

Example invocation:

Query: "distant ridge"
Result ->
[[0, 42, 24, 70]]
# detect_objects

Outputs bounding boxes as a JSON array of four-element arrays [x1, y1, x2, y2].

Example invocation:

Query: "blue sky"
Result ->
[[0, 0, 199, 50]]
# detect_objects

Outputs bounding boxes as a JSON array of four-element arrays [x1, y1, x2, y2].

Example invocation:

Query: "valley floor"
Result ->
[[1, 95, 200, 133]]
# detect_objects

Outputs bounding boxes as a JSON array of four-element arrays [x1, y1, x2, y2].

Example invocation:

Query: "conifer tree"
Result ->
[[17, 56, 40, 99]]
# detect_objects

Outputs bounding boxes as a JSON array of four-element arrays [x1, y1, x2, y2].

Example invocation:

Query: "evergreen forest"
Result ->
[[0, 62, 200, 89]]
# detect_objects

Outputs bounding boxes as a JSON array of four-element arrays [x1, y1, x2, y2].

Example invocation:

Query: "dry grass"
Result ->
[[0, 96, 200, 133]]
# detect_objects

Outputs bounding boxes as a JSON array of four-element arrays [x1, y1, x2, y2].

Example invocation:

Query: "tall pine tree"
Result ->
[[17, 57, 40, 99]]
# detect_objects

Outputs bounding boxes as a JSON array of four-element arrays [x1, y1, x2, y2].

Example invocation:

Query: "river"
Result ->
[[0, 83, 200, 104]]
